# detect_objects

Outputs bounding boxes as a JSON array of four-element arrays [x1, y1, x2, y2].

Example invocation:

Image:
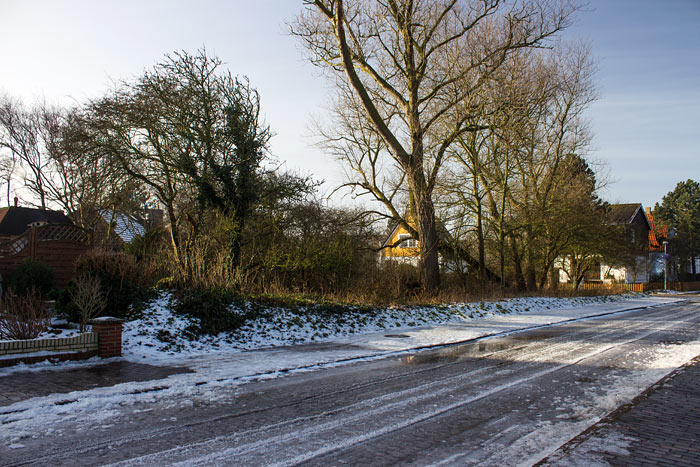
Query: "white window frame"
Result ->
[[398, 233, 418, 248]]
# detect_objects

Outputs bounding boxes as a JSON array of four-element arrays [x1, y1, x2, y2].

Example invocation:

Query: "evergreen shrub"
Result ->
[[7, 259, 54, 297], [174, 288, 261, 337]]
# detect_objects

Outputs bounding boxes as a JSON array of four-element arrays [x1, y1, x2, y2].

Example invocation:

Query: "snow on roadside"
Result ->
[[121, 292, 634, 362], [0, 293, 691, 445]]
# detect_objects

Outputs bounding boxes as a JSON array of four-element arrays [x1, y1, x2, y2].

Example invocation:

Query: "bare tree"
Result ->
[[292, 0, 576, 292], [501, 43, 598, 290], [0, 95, 54, 208]]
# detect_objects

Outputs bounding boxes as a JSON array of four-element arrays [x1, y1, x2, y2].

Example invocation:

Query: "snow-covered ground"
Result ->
[[121, 292, 642, 362], [0, 293, 695, 453]]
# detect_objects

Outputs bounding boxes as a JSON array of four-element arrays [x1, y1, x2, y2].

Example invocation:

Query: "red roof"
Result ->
[[645, 208, 667, 252]]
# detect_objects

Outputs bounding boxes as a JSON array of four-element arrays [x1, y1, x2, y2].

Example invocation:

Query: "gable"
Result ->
[[607, 203, 651, 231], [630, 207, 651, 232], [380, 223, 420, 257], [0, 207, 73, 237]]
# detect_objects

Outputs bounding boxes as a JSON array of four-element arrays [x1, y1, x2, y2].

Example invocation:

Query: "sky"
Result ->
[[0, 0, 698, 210]]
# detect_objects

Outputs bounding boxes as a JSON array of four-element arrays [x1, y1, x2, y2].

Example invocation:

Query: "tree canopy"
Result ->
[[292, 0, 579, 292], [655, 179, 700, 277]]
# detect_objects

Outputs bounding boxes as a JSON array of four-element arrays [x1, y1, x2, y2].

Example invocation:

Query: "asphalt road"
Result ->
[[3, 298, 699, 466]]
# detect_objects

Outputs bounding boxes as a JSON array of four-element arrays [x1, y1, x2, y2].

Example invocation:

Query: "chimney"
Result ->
[[13, 197, 18, 207], [147, 209, 164, 228]]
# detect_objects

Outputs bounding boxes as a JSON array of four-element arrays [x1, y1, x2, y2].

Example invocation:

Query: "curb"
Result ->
[[534, 353, 700, 466]]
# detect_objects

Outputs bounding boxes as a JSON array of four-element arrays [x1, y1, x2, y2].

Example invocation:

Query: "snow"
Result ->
[[552, 432, 636, 466], [0, 292, 693, 455], [120, 292, 654, 362], [98, 209, 145, 244], [490, 327, 700, 467]]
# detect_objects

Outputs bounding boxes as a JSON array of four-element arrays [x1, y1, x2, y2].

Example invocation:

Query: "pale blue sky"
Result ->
[[1, 1, 698, 209], [566, 0, 700, 206]]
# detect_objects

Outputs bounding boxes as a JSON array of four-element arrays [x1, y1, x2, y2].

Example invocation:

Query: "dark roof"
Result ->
[[607, 203, 652, 230], [0, 206, 73, 236], [607, 203, 642, 225]]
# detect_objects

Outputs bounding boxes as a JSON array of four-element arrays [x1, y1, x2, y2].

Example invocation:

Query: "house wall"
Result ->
[[380, 224, 420, 259], [628, 209, 652, 253], [602, 256, 650, 284]]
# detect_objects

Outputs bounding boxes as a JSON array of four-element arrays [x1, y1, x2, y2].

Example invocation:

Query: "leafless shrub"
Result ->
[[70, 274, 108, 332], [77, 248, 156, 289], [0, 288, 52, 340]]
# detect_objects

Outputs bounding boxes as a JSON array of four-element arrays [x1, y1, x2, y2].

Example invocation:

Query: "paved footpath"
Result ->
[[541, 355, 700, 466], [0, 361, 192, 407]]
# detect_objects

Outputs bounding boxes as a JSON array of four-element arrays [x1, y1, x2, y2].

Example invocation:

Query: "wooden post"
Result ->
[[29, 226, 37, 259]]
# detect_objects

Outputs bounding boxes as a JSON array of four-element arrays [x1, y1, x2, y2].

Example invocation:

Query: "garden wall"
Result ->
[[0, 319, 124, 367], [0, 332, 98, 367]]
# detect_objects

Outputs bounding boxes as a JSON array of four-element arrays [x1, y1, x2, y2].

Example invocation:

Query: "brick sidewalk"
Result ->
[[540, 355, 700, 466], [0, 361, 193, 407]]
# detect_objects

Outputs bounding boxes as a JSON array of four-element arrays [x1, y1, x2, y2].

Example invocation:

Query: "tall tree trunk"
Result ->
[[510, 235, 526, 291], [538, 258, 554, 290], [548, 266, 558, 290], [476, 203, 486, 287], [499, 230, 506, 289], [498, 187, 507, 289], [525, 244, 537, 291], [414, 186, 440, 293], [472, 153, 487, 288], [166, 205, 181, 265]]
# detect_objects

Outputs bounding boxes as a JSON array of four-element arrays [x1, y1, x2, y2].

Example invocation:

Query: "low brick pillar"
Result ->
[[89, 317, 124, 358]]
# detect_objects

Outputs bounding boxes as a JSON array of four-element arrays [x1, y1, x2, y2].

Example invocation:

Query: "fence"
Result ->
[[562, 281, 700, 293], [0, 332, 98, 367], [0, 224, 91, 288]]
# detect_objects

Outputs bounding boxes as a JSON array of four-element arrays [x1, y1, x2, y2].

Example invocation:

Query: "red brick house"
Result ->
[[0, 205, 90, 288]]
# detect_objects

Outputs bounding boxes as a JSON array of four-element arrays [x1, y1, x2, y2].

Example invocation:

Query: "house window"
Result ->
[[398, 233, 418, 248]]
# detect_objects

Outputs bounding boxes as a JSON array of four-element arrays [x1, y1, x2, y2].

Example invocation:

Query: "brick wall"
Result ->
[[0, 319, 124, 367], [0, 332, 98, 356], [89, 318, 124, 358]]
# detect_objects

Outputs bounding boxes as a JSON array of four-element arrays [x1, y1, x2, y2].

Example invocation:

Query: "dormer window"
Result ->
[[398, 233, 418, 248]]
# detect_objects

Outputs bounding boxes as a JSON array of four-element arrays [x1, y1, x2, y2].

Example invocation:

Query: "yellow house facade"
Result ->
[[379, 223, 420, 265]]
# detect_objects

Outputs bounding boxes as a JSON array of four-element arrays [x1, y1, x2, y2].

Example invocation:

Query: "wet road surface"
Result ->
[[2, 298, 699, 466]]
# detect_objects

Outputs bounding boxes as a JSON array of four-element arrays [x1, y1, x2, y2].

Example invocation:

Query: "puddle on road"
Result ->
[[509, 328, 566, 341], [400, 326, 568, 366], [402, 338, 524, 365]]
